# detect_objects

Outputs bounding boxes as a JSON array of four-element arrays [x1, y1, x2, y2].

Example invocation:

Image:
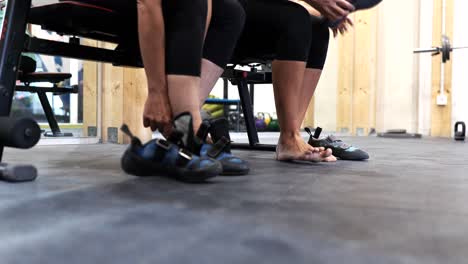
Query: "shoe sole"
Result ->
[[220, 168, 250, 176], [121, 150, 222, 183]]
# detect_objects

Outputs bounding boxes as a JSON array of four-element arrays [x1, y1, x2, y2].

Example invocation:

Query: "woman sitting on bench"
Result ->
[[125, 0, 372, 182], [227, 0, 369, 162], [121, 0, 251, 182]]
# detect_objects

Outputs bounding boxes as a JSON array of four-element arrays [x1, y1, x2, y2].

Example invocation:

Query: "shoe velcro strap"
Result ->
[[209, 117, 231, 153], [167, 129, 184, 145], [196, 121, 211, 141], [207, 137, 231, 158], [153, 139, 172, 162], [175, 148, 193, 167]]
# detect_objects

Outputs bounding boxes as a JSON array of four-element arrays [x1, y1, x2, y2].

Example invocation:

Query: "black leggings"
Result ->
[[162, 0, 245, 76], [234, 0, 330, 69]]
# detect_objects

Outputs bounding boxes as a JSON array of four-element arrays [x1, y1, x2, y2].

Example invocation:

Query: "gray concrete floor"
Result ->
[[1, 135, 468, 264]]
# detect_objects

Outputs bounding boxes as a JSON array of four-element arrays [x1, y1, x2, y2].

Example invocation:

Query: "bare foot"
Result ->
[[297, 137, 337, 163], [275, 133, 334, 162]]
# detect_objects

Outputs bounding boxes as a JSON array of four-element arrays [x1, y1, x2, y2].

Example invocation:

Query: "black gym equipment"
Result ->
[[16, 62, 78, 138], [0, 0, 40, 182], [454, 122, 466, 141], [0, 117, 40, 182], [414, 35, 468, 63], [222, 64, 275, 151], [0, 163, 38, 182], [0, 117, 41, 149]]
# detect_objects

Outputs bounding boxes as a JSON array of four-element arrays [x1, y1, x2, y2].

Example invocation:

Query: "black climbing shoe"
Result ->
[[306, 127, 370, 161], [120, 121, 222, 183], [176, 114, 250, 176]]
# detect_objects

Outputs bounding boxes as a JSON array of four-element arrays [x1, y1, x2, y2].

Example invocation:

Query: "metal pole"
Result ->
[[440, 0, 446, 99]]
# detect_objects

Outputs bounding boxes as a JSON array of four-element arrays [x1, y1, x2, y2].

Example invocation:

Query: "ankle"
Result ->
[[279, 130, 301, 141], [191, 115, 202, 133]]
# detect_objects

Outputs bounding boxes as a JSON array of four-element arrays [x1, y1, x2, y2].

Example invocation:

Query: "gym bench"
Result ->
[[0, 0, 277, 174], [16, 59, 78, 137]]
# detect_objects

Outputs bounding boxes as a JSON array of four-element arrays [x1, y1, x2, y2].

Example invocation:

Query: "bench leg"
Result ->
[[0, 0, 32, 162], [237, 78, 259, 146], [37, 92, 73, 137], [231, 79, 276, 151], [249, 83, 255, 110]]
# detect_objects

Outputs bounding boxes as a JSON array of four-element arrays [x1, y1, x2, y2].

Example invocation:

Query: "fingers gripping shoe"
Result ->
[[120, 124, 222, 183], [306, 127, 370, 161], [328, 0, 383, 28], [174, 113, 250, 176]]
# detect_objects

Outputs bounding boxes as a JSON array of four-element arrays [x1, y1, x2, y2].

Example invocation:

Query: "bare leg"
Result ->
[[138, 0, 174, 135], [205, 0, 212, 39], [167, 75, 203, 132], [299, 68, 337, 162], [138, 0, 166, 95], [167, 0, 212, 133], [199, 59, 224, 105], [272, 60, 332, 162], [298, 68, 321, 123]]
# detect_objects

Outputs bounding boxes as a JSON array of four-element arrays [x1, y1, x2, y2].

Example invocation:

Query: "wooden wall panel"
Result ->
[[336, 14, 355, 134], [101, 44, 124, 143], [430, 0, 453, 137], [337, 10, 378, 136], [82, 39, 97, 137], [123, 69, 153, 144], [82, 41, 153, 144], [352, 11, 378, 136]]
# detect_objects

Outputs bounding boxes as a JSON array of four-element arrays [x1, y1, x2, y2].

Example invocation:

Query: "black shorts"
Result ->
[[234, 0, 330, 69]]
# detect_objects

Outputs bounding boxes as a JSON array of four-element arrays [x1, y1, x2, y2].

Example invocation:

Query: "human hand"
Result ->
[[310, 0, 355, 21], [332, 16, 353, 37], [143, 92, 173, 137]]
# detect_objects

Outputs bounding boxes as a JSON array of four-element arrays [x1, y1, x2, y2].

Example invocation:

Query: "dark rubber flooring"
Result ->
[[1, 136, 467, 264]]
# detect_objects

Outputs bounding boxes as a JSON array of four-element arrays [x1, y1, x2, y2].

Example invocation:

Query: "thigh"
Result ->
[[203, 0, 246, 67], [233, 0, 310, 60]]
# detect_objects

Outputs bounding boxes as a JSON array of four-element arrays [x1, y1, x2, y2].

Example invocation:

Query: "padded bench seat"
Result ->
[[28, 1, 137, 44], [18, 72, 72, 84], [28, 1, 273, 68]]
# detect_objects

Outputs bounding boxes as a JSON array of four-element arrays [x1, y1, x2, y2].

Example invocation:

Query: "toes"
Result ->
[[319, 148, 333, 158], [323, 155, 338, 162], [303, 151, 320, 161], [307, 145, 317, 152], [311, 146, 323, 153], [302, 152, 323, 162]]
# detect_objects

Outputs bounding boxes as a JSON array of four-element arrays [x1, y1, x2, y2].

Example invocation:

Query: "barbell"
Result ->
[[414, 35, 468, 63]]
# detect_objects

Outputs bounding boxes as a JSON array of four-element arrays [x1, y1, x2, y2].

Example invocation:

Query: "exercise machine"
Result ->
[[0, 0, 41, 182]]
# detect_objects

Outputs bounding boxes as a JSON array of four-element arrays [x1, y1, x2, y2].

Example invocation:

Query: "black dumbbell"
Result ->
[[0, 117, 41, 149]]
